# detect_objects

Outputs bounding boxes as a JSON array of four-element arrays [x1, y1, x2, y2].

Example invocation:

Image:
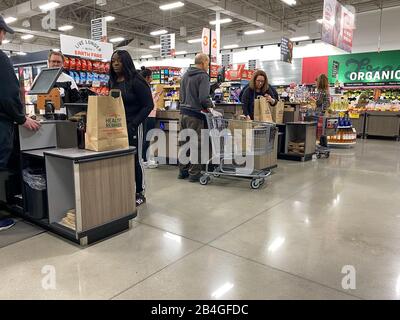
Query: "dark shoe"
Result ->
[[178, 170, 189, 179], [0, 218, 15, 231], [188, 174, 201, 183], [136, 193, 146, 207]]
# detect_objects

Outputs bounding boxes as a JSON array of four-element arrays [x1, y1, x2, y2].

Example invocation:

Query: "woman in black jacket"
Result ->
[[109, 50, 154, 206], [241, 70, 279, 120]]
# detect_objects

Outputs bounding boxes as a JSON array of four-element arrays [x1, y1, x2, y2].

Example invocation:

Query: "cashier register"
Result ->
[[29, 67, 83, 120]]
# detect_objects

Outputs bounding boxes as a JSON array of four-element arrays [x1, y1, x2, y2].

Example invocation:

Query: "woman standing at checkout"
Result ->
[[241, 70, 279, 120], [109, 50, 153, 206]]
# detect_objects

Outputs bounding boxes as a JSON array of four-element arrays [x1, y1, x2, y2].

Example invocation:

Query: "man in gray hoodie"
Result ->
[[178, 53, 213, 182]]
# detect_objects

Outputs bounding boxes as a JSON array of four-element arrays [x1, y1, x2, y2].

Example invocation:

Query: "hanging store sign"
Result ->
[[202, 28, 217, 63], [328, 50, 400, 87], [248, 59, 258, 70], [280, 37, 293, 63], [160, 33, 176, 58], [60, 34, 113, 61], [91, 17, 107, 42], [221, 53, 232, 68], [322, 0, 355, 53]]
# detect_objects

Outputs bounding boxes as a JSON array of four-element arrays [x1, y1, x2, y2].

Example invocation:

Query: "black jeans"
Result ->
[[0, 120, 14, 170], [127, 122, 145, 194], [143, 117, 156, 162]]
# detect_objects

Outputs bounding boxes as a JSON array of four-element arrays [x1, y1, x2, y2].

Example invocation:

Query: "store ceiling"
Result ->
[[1, 0, 400, 55]]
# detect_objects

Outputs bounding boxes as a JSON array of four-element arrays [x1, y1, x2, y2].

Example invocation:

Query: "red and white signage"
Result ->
[[202, 28, 217, 63], [60, 34, 113, 61]]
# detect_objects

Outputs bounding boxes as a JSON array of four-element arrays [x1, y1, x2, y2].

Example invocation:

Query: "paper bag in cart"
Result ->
[[85, 90, 129, 151], [228, 119, 254, 154], [269, 100, 284, 124], [254, 97, 273, 123]]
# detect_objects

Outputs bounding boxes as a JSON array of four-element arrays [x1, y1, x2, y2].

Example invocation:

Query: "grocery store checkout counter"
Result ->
[[1, 68, 136, 246]]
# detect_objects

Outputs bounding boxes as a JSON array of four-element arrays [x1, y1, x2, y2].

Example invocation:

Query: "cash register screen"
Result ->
[[28, 67, 63, 95]]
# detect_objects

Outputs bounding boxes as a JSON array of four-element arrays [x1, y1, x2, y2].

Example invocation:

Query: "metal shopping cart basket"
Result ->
[[200, 113, 277, 189], [304, 114, 330, 159]]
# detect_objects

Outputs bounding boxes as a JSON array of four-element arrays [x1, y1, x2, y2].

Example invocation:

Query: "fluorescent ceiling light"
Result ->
[[2, 39, 10, 44], [316, 18, 323, 24], [17, 51, 27, 56], [150, 29, 168, 36], [290, 35, 310, 42], [187, 38, 202, 43], [223, 44, 239, 49], [210, 18, 232, 25], [58, 25, 74, 31], [159, 1, 184, 10], [149, 44, 161, 49], [211, 282, 234, 299], [141, 54, 153, 59], [39, 1, 60, 11], [52, 48, 60, 52], [244, 29, 265, 35], [175, 50, 187, 55], [105, 16, 115, 22], [109, 37, 125, 43], [21, 34, 34, 40], [4, 17, 17, 24], [280, 0, 296, 5]]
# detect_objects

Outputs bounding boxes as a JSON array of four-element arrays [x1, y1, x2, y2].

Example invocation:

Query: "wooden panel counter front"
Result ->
[[44, 147, 136, 245]]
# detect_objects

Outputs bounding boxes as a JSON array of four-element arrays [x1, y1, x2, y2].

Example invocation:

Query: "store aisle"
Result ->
[[1, 139, 400, 299]]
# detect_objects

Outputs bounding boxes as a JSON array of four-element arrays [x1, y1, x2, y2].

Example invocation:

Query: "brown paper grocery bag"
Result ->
[[270, 100, 284, 124], [255, 97, 273, 122], [253, 97, 261, 121], [85, 90, 129, 151]]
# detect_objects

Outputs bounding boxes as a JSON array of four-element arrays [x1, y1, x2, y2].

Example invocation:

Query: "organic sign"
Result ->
[[328, 50, 400, 86]]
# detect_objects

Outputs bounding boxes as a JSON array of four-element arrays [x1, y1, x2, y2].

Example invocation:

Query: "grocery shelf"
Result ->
[[336, 126, 353, 129]]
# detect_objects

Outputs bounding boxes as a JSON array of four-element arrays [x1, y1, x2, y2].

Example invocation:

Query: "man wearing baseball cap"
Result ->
[[0, 15, 40, 231]]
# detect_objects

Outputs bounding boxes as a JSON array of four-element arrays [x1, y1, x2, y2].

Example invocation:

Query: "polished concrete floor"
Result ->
[[1, 139, 400, 299]]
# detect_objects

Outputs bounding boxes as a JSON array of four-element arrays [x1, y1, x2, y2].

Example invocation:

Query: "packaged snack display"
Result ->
[[75, 58, 81, 71], [69, 57, 76, 70], [92, 61, 100, 73], [92, 73, 99, 82], [69, 71, 75, 79], [104, 62, 110, 73], [63, 57, 70, 70], [81, 59, 87, 71], [80, 72, 86, 84], [74, 72, 80, 85], [99, 74, 106, 85], [100, 87, 108, 96], [99, 62, 105, 73], [86, 72, 93, 84], [87, 60, 92, 72]]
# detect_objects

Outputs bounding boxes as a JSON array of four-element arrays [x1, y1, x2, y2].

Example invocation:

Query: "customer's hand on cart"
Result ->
[[209, 108, 223, 117]]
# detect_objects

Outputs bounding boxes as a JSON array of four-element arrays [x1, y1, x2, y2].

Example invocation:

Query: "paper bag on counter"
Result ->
[[85, 89, 129, 152], [270, 100, 284, 124]]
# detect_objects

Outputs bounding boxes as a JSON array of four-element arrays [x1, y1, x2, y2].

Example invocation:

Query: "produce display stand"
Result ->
[[364, 111, 400, 140]]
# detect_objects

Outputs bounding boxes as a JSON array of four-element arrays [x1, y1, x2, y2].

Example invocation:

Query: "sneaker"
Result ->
[[147, 159, 158, 169], [178, 171, 189, 179], [188, 174, 201, 183], [0, 218, 15, 231], [136, 193, 146, 207]]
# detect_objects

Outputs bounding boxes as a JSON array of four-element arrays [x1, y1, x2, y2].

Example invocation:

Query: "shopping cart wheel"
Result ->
[[200, 175, 210, 185], [250, 178, 262, 189], [317, 153, 322, 159], [326, 151, 330, 158]]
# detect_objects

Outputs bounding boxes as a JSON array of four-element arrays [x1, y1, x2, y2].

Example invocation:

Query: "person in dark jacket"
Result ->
[[0, 16, 40, 231], [109, 50, 153, 206], [241, 70, 279, 120], [0, 16, 40, 170], [178, 53, 217, 182]]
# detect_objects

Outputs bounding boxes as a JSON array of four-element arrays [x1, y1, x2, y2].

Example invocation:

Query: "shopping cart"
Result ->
[[200, 113, 277, 189]]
